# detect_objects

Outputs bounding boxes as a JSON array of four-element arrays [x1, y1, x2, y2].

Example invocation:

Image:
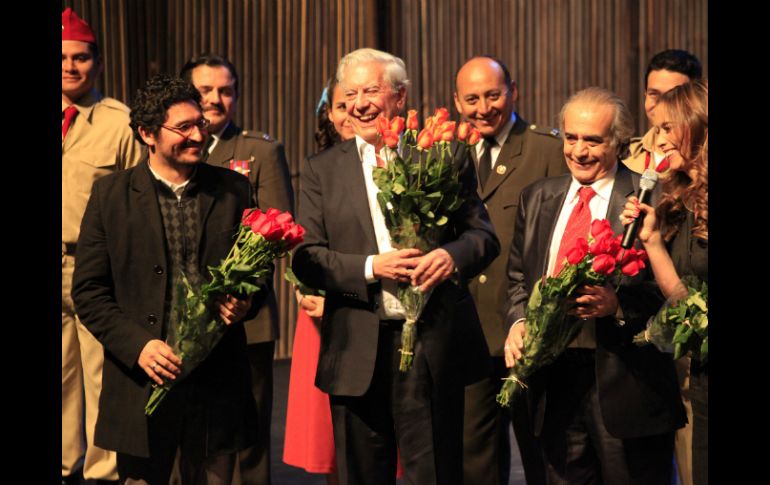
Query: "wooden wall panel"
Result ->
[[63, 0, 706, 358]]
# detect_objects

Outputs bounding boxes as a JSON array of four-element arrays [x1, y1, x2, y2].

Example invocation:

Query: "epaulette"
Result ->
[[242, 130, 275, 142], [528, 124, 560, 138], [99, 97, 131, 114]]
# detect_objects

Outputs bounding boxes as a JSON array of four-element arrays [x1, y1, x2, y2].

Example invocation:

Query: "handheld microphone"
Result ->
[[621, 169, 658, 249]]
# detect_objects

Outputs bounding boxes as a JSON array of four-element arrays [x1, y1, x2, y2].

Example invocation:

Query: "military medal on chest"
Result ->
[[229, 156, 254, 176]]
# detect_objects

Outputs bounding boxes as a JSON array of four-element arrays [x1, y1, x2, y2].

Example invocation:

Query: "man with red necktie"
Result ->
[[504, 87, 685, 484], [62, 7, 143, 485], [621, 49, 702, 485]]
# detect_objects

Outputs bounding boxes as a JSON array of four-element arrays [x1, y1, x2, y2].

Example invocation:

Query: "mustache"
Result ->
[[203, 103, 225, 112]]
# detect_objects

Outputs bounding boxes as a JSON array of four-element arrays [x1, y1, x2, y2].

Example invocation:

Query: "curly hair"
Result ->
[[129, 74, 202, 145], [314, 77, 342, 152], [654, 80, 708, 241]]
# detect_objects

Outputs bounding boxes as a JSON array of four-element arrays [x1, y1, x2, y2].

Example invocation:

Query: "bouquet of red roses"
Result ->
[[496, 219, 648, 407], [145, 208, 304, 415], [372, 108, 481, 372]]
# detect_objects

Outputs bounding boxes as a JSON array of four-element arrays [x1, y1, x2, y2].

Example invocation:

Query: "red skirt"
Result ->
[[283, 309, 337, 473]]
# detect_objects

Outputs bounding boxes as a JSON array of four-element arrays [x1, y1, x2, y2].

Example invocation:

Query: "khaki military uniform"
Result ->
[[62, 90, 144, 480], [622, 127, 672, 178], [205, 122, 294, 485]]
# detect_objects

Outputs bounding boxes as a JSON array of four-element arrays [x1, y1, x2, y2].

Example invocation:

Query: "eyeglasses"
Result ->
[[161, 118, 210, 138]]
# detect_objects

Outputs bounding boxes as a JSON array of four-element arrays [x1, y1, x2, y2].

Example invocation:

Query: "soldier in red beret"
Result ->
[[62, 7, 144, 485]]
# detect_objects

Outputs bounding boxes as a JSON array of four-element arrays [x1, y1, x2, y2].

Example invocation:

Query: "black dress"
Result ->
[[669, 212, 708, 485]]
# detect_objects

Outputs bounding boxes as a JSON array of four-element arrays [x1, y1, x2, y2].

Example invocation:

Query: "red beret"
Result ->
[[62, 7, 96, 44]]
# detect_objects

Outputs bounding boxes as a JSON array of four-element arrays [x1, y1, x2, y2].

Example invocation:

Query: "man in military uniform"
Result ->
[[181, 54, 294, 485], [622, 49, 702, 485], [62, 7, 144, 485], [454, 56, 567, 485], [623, 49, 702, 176]]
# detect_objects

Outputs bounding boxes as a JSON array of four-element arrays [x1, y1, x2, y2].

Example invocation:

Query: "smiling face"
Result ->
[[341, 61, 406, 145], [644, 69, 690, 125], [140, 101, 208, 170], [562, 101, 618, 185], [653, 106, 686, 172], [454, 57, 517, 138], [328, 84, 355, 141], [190, 64, 237, 134], [62, 40, 101, 104]]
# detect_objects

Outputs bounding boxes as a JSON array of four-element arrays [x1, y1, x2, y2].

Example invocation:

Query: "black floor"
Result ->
[[270, 358, 527, 485]]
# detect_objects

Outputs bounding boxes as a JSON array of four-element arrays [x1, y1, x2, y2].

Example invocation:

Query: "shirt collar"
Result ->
[[493, 112, 517, 146], [355, 135, 398, 165], [62, 89, 102, 123], [565, 162, 618, 204], [147, 162, 196, 198]]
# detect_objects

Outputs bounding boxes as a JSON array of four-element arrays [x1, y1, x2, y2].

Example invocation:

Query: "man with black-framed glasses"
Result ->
[[73, 74, 261, 484]]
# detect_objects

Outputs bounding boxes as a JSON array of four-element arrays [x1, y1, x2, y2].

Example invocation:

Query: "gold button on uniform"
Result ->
[[479, 274, 487, 284]]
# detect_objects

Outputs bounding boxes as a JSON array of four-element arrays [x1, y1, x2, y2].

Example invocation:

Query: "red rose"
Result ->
[[376, 115, 390, 136], [590, 219, 614, 242], [456, 122, 470, 142], [417, 128, 433, 150], [406, 110, 419, 131], [566, 237, 589, 265], [264, 207, 281, 220], [382, 130, 400, 149], [438, 121, 456, 142], [467, 128, 481, 146], [242, 208, 262, 225], [591, 253, 616, 275], [283, 224, 306, 250], [433, 107, 450, 124], [589, 233, 620, 256], [619, 248, 648, 276], [390, 116, 406, 135], [252, 217, 283, 242]]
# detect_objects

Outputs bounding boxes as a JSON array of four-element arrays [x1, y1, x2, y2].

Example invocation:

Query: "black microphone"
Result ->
[[621, 169, 658, 249]]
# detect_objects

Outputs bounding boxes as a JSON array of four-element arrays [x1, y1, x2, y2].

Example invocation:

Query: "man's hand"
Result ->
[[410, 248, 455, 292], [569, 284, 619, 319], [300, 294, 325, 319], [504, 322, 527, 368], [373, 248, 423, 283], [139, 339, 182, 386], [215, 294, 252, 325]]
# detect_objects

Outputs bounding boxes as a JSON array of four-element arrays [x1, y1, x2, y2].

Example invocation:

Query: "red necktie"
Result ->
[[375, 153, 386, 168], [62, 105, 79, 139], [553, 186, 596, 275], [644, 151, 670, 173]]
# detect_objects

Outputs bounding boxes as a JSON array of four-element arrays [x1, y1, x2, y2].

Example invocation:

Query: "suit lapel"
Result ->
[[131, 163, 168, 260], [535, 176, 571, 279], [205, 123, 239, 167], [194, 165, 218, 250], [481, 117, 526, 200], [339, 141, 379, 251]]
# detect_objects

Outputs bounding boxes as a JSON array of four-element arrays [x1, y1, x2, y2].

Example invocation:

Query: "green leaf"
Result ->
[[435, 215, 448, 226]]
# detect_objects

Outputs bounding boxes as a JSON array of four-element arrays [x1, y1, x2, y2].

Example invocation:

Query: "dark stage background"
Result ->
[[63, 0, 708, 358]]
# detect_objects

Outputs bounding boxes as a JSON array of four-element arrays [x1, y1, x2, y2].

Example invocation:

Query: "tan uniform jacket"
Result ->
[[466, 117, 568, 356], [622, 127, 674, 177], [205, 122, 295, 343], [63, 90, 144, 244]]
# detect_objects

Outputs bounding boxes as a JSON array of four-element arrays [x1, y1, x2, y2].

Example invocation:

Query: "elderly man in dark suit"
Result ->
[[181, 54, 294, 485], [503, 87, 685, 484], [73, 75, 260, 484], [454, 55, 567, 485], [292, 48, 499, 485]]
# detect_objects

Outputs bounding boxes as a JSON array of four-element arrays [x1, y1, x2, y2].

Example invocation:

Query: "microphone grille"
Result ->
[[640, 169, 658, 191]]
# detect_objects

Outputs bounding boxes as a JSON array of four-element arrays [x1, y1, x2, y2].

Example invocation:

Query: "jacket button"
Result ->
[[479, 274, 487, 284], [153, 265, 164, 275], [147, 314, 157, 325]]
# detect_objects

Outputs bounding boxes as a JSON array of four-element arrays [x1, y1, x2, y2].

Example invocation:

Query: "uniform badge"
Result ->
[[496, 164, 507, 175], [229, 158, 253, 177]]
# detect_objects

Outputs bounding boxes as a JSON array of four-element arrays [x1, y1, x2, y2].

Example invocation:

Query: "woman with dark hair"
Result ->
[[282, 77, 354, 485], [622, 79, 708, 484]]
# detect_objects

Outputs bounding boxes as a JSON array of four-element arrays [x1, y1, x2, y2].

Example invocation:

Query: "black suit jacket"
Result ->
[[292, 139, 500, 397], [505, 164, 686, 439], [72, 161, 258, 458]]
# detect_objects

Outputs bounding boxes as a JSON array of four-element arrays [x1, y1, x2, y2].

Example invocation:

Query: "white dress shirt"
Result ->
[[474, 113, 517, 169], [357, 136, 408, 320]]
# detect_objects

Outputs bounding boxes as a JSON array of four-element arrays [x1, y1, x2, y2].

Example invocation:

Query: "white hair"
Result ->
[[558, 86, 635, 156], [336, 48, 410, 91]]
